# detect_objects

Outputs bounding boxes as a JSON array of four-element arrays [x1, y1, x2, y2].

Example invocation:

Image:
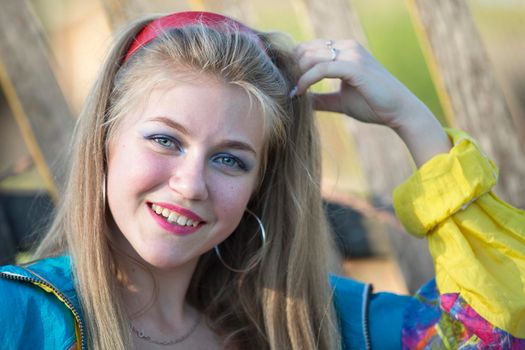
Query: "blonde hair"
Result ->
[[35, 14, 341, 349]]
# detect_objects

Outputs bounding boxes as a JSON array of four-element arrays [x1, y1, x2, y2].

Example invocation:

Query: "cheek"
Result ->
[[211, 176, 256, 231], [106, 140, 169, 203]]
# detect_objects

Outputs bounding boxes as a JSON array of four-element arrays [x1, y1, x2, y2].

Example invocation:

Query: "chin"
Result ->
[[138, 250, 199, 270]]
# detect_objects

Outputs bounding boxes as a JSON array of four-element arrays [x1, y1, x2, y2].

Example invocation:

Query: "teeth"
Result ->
[[151, 204, 200, 227], [176, 216, 188, 225], [167, 212, 179, 223]]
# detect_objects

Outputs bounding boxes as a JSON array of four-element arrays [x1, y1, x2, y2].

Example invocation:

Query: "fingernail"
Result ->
[[289, 85, 298, 98]]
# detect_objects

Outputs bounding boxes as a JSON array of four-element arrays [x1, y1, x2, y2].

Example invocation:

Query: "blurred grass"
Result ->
[[352, 0, 446, 124]]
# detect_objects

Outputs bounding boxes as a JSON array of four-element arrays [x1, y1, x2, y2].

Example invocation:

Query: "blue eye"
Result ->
[[213, 154, 247, 171], [155, 137, 173, 147], [147, 135, 182, 151]]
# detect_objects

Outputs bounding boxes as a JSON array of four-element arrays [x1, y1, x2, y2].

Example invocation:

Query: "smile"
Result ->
[[151, 203, 200, 227]]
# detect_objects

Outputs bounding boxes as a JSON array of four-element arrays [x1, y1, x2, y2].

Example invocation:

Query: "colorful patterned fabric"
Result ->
[[402, 279, 525, 349]]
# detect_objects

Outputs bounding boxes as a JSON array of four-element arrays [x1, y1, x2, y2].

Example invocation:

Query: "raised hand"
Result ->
[[293, 39, 451, 166]]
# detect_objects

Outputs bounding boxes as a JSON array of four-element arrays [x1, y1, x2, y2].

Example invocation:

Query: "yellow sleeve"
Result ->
[[393, 128, 525, 338]]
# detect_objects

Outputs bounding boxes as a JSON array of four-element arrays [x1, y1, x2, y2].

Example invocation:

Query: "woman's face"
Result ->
[[106, 72, 265, 269]]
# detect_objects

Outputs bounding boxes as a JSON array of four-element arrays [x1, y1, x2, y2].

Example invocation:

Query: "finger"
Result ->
[[313, 90, 379, 121], [294, 39, 334, 59], [296, 43, 367, 77], [296, 46, 363, 74], [295, 61, 361, 95], [295, 39, 361, 62], [297, 47, 341, 73]]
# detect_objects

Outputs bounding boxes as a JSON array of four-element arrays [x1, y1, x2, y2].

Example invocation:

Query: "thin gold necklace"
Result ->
[[131, 315, 202, 346]]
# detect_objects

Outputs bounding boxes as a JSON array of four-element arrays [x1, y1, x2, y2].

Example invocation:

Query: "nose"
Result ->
[[168, 155, 209, 201]]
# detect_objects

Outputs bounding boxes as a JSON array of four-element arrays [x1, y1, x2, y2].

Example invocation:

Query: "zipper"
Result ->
[[0, 270, 86, 350], [361, 283, 372, 350]]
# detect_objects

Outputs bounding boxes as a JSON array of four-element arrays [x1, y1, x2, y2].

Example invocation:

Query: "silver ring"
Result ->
[[330, 47, 339, 61], [325, 40, 334, 49]]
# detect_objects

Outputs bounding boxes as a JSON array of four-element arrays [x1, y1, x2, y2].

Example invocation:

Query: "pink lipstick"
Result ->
[[147, 202, 204, 236]]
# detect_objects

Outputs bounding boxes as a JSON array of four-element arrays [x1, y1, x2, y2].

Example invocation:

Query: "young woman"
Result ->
[[0, 11, 523, 349]]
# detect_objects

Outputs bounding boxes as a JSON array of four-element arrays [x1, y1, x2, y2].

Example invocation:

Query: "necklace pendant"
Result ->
[[131, 314, 202, 346]]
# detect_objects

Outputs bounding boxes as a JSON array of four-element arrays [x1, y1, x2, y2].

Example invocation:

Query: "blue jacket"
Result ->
[[0, 256, 412, 349], [0, 256, 84, 350]]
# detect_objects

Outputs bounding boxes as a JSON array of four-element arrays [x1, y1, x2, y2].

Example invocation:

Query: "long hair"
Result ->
[[34, 14, 341, 349]]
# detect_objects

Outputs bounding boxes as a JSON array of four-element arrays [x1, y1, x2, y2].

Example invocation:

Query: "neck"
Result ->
[[117, 252, 200, 332]]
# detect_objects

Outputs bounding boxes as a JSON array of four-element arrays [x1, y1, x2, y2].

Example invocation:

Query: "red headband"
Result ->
[[124, 11, 265, 62]]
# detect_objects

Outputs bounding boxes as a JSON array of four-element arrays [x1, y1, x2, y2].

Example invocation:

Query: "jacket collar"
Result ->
[[0, 255, 80, 313]]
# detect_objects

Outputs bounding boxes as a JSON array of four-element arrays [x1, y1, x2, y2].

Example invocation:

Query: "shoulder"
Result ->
[[0, 256, 79, 350], [368, 290, 413, 350], [331, 274, 413, 350]]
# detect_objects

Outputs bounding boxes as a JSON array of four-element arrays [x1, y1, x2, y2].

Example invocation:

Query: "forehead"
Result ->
[[116, 71, 266, 147]]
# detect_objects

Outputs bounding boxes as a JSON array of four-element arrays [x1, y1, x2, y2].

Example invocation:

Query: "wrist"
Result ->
[[394, 112, 452, 167]]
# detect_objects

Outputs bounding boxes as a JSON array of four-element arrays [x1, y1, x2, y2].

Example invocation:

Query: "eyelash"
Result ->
[[213, 154, 248, 171], [149, 135, 182, 151], [147, 135, 249, 172]]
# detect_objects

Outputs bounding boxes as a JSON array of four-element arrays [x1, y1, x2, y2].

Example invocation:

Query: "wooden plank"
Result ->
[[407, 0, 525, 209], [0, 0, 75, 197], [101, 0, 150, 29], [0, 90, 32, 181], [101, 0, 191, 29], [195, 0, 259, 25], [294, 0, 367, 43]]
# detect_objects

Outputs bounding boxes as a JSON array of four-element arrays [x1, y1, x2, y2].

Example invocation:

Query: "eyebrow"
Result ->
[[217, 140, 257, 156], [150, 116, 258, 156], [150, 116, 190, 135]]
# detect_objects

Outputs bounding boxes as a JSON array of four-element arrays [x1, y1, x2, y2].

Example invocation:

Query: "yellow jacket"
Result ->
[[394, 128, 525, 338]]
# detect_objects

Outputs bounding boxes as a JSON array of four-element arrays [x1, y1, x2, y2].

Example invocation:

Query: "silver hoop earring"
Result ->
[[102, 175, 106, 205], [214, 209, 266, 273]]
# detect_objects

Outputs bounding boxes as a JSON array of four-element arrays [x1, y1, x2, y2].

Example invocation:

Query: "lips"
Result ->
[[151, 203, 201, 227], [147, 202, 205, 236]]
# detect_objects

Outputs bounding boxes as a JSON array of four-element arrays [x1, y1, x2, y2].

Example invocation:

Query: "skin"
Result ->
[[105, 39, 451, 349], [106, 73, 264, 349], [293, 39, 452, 165]]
